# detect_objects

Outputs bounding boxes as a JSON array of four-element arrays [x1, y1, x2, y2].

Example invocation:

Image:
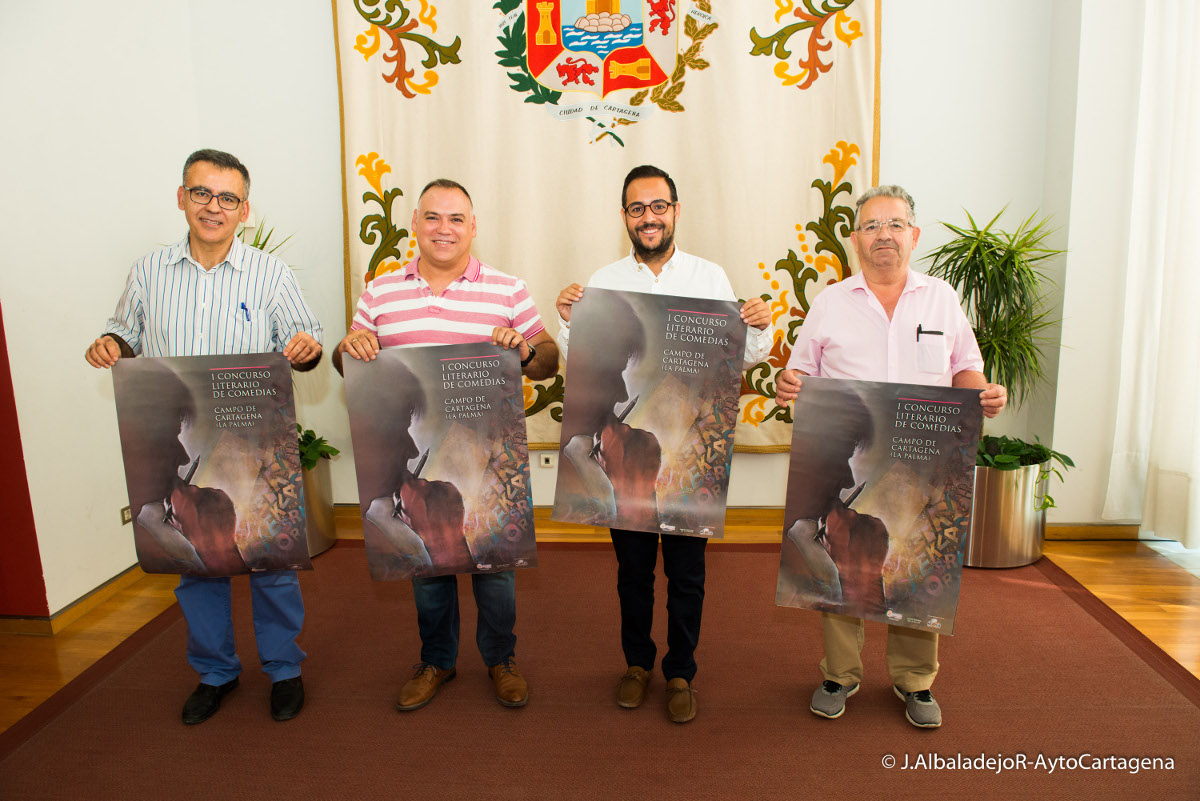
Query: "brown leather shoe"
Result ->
[[617, 666, 651, 709], [487, 657, 528, 707], [665, 677, 696, 723], [395, 663, 455, 711]]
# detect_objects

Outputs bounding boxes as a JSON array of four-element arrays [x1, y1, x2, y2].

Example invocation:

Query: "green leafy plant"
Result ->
[[924, 209, 1062, 406], [238, 218, 292, 254], [297, 424, 340, 471], [923, 208, 1073, 507], [977, 435, 1075, 511]]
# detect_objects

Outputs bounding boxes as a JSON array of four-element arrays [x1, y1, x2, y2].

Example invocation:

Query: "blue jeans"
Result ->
[[412, 570, 517, 669], [175, 571, 306, 685]]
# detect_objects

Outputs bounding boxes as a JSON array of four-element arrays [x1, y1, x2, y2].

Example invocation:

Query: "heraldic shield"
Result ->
[[526, 0, 680, 98]]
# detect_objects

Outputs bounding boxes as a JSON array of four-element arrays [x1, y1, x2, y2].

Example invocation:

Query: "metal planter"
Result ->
[[302, 458, 337, 557], [965, 464, 1047, 568]]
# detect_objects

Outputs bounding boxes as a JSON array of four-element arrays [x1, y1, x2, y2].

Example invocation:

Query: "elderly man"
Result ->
[[335, 179, 558, 712], [555, 164, 773, 724], [775, 184, 1007, 728], [85, 149, 323, 725]]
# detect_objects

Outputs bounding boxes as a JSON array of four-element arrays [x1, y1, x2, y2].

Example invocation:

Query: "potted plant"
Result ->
[[923, 209, 1072, 567], [298, 424, 340, 556]]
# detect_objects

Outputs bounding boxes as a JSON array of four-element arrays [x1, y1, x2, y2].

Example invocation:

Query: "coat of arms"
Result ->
[[526, 0, 679, 98]]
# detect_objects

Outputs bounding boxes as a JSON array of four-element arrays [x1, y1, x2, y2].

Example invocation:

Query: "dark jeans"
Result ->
[[412, 570, 517, 669], [610, 529, 707, 682]]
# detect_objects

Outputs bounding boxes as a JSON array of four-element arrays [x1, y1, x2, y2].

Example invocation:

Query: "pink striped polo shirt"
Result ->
[[351, 256, 545, 347]]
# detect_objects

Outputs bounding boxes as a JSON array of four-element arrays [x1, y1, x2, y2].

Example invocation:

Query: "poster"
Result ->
[[112, 353, 310, 576], [776, 377, 984, 634], [552, 288, 747, 538], [344, 343, 536, 580]]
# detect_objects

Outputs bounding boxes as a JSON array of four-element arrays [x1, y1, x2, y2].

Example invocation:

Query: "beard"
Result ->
[[628, 221, 675, 262]]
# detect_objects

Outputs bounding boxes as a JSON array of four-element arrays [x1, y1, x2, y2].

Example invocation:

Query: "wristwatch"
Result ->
[[520, 344, 537, 367]]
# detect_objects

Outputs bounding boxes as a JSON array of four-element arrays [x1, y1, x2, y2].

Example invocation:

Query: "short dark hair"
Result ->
[[182, 149, 251, 198], [419, 178, 472, 206], [621, 165, 678, 207]]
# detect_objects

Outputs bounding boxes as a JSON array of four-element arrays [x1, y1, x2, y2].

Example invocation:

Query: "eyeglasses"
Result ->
[[856, 218, 911, 235], [624, 199, 675, 218], [183, 185, 244, 211]]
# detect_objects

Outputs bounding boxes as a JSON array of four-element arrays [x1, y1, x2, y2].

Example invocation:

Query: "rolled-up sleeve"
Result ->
[[104, 263, 147, 355], [270, 266, 323, 350]]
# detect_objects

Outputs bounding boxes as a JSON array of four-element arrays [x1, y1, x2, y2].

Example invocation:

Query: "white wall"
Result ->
[[0, 0, 348, 614], [0, 0, 1143, 613], [1051, 0, 1146, 524]]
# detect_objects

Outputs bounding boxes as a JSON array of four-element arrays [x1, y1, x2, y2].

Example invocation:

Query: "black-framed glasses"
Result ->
[[183, 185, 243, 211], [624, 199, 675, 218], [856, 218, 911, 235]]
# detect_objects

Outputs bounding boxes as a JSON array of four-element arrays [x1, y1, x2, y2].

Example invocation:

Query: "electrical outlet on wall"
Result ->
[[120, 506, 132, 525], [539, 453, 556, 468]]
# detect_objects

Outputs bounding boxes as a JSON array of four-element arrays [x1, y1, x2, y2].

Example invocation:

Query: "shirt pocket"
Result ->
[[226, 307, 271, 354], [916, 334, 948, 374]]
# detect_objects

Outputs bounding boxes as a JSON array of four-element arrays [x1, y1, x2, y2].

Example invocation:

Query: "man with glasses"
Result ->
[[85, 149, 323, 725], [555, 164, 773, 723], [774, 184, 1007, 728]]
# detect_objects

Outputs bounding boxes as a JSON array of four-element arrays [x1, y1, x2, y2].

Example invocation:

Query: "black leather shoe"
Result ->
[[181, 678, 239, 725], [270, 676, 305, 721]]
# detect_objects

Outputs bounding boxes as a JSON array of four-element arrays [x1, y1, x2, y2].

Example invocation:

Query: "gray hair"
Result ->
[[855, 184, 915, 225], [182, 149, 251, 198]]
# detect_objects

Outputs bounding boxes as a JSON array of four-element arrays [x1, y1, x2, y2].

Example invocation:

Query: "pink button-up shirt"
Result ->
[[785, 270, 983, 387]]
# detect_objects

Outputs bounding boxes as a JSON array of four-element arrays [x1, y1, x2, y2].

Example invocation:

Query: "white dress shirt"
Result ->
[[557, 246, 773, 368]]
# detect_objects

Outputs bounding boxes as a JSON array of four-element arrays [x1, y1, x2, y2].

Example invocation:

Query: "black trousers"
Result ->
[[610, 529, 707, 682]]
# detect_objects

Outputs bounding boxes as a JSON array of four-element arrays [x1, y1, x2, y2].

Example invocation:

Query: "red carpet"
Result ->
[[1, 542, 1197, 800]]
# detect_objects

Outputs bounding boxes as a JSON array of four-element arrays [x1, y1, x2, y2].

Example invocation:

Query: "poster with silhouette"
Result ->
[[344, 343, 535, 580], [112, 353, 310, 576], [552, 288, 747, 538], [776, 377, 983, 634]]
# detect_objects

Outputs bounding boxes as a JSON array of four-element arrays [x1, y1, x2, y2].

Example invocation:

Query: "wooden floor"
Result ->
[[2, 523, 1198, 736]]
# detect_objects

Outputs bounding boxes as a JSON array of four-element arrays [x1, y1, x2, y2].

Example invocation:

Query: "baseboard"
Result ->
[[0, 565, 148, 636], [334, 504, 786, 545], [333, 505, 1142, 545], [1045, 524, 1141, 541]]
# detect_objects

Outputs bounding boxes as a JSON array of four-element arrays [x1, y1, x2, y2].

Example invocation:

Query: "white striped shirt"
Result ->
[[104, 234, 323, 357], [351, 256, 545, 346]]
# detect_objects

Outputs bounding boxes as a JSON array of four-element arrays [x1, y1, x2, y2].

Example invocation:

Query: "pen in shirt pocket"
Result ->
[[916, 323, 943, 341], [240, 302, 250, 321]]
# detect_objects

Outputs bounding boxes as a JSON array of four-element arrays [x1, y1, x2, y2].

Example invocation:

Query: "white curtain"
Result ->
[[1103, 1, 1200, 548]]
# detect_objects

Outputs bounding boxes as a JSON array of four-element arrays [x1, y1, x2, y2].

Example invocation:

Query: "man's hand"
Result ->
[[980, 383, 1007, 418], [740, 297, 771, 330], [85, 335, 122, 369], [337, 329, 380, 362], [556, 283, 585, 323], [283, 332, 322, 366], [492, 327, 530, 361], [775, 368, 804, 405]]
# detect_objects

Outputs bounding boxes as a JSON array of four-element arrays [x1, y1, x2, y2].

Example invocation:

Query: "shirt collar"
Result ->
[[401, 255, 481, 282], [627, 244, 684, 273], [844, 267, 926, 294], [166, 232, 247, 272]]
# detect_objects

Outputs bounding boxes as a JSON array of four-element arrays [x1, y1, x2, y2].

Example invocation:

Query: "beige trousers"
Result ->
[[818, 612, 939, 692]]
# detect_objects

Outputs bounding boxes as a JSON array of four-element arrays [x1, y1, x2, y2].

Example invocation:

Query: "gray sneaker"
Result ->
[[894, 686, 942, 728], [810, 680, 859, 719]]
